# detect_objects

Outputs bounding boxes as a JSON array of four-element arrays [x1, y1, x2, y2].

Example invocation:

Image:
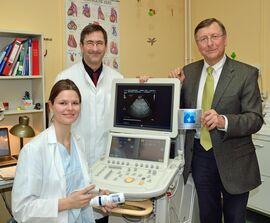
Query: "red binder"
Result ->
[[2, 38, 22, 76], [31, 39, 39, 75]]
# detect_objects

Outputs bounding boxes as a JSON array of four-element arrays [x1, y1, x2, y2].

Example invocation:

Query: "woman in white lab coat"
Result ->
[[12, 79, 113, 223]]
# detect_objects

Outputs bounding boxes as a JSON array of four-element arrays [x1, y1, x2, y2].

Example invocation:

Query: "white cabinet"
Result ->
[[248, 126, 270, 216], [0, 30, 45, 155]]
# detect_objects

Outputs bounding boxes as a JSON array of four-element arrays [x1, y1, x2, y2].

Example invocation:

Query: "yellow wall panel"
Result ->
[[190, 0, 269, 95], [0, 0, 269, 99], [120, 0, 185, 77], [0, 0, 64, 100]]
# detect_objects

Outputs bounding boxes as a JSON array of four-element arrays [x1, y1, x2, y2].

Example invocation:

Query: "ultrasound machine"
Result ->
[[90, 78, 199, 223]]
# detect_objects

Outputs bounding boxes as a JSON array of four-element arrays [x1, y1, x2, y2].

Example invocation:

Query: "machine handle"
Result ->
[[93, 199, 153, 217]]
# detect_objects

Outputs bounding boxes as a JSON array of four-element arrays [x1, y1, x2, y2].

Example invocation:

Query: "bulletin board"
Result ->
[[65, 0, 120, 70]]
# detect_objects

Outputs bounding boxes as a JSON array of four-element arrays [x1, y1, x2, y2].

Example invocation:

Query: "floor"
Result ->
[[246, 210, 270, 223], [1, 209, 270, 223]]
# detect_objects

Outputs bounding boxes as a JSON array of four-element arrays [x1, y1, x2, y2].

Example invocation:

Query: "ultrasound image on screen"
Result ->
[[109, 136, 166, 162], [114, 84, 173, 131]]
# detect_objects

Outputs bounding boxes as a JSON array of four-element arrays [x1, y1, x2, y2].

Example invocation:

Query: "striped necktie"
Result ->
[[200, 66, 214, 150]]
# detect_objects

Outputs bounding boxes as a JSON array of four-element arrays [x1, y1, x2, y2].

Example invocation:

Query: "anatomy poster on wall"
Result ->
[[65, 0, 120, 70]]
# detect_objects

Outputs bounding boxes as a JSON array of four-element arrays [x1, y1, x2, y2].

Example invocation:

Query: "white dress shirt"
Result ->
[[195, 55, 228, 138]]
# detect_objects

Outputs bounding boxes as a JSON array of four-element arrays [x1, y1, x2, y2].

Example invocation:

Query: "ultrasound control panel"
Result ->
[[91, 133, 184, 200]]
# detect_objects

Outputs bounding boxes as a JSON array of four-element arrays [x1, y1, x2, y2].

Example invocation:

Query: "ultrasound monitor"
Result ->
[[110, 135, 166, 162], [110, 78, 180, 138], [106, 132, 171, 167]]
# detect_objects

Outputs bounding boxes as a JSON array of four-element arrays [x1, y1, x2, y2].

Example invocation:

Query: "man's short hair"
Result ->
[[194, 18, 227, 36], [80, 24, 108, 45]]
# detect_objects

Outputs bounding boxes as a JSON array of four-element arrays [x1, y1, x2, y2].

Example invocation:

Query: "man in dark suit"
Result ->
[[170, 18, 263, 223]]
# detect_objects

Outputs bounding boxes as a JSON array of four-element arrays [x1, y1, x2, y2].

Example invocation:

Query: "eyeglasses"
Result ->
[[196, 34, 224, 45], [83, 40, 105, 47]]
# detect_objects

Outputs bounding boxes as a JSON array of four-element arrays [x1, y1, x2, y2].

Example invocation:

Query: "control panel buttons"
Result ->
[[125, 177, 135, 183], [139, 181, 145, 185]]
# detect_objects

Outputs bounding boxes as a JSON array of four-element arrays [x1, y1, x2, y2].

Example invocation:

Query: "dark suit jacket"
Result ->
[[181, 56, 264, 194]]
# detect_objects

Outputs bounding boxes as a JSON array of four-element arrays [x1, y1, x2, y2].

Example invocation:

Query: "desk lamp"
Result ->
[[9, 116, 35, 149]]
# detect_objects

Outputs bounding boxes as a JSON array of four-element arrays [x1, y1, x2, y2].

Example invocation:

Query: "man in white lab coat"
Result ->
[[55, 24, 122, 223], [56, 24, 122, 167]]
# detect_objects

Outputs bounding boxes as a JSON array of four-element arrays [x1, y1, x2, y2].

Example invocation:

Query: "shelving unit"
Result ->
[[0, 30, 45, 155], [249, 127, 270, 216], [248, 100, 270, 216]]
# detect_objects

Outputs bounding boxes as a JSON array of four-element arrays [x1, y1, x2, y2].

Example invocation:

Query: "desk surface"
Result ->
[[0, 166, 16, 190], [0, 179, 13, 190]]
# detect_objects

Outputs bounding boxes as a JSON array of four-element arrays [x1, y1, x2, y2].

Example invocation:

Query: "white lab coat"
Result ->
[[55, 62, 123, 167], [12, 125, 94, 223]]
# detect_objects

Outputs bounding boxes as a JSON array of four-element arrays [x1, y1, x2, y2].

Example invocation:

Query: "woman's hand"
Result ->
[[98, 189, 118, 214], [59, 184, 95, 211]]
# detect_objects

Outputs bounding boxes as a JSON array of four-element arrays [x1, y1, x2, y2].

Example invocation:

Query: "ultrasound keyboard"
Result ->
[[91, 133, 184, 200]]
